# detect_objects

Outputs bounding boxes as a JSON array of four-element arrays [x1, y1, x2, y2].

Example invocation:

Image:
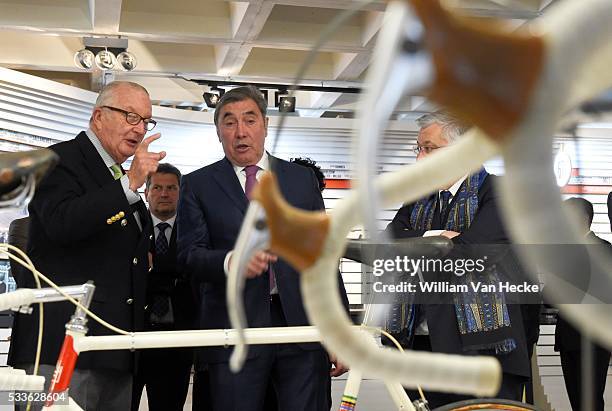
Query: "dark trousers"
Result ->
[[205, 295, 330, 411], [192, 367, 213, 411], [560, 345, 611, 411], [405, 336, 526, 409], [132, 347, 193, 411], [14, 363, 132, 411]]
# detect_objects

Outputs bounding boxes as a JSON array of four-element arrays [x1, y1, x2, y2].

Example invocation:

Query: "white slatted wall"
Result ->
[[1, 69, 612, 404], [1, 67, 611, 307]]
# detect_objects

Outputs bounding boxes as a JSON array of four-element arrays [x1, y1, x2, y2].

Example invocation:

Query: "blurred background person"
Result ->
[[555, 197, 612, 411], [132, 163, 196, 411], [290, 157, 326, 192]]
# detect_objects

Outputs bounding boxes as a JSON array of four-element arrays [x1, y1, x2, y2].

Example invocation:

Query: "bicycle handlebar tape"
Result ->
[[0, 289, 35, 311], [0, 368, 44, 391]]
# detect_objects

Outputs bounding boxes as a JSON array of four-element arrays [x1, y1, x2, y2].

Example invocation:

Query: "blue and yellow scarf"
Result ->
[[386, 169, 516, 354]]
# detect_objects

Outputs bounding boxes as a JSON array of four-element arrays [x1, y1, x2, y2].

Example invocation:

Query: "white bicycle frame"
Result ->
[[226, 0, 612, 402], [3, 0, 612, 409], [0, 284, 410, 410]]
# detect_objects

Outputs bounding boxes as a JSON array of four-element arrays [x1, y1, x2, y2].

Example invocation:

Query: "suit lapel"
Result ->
[[213, 158, 248, 214], [132, 200, 152, 235], [75, 132, 114, 187], [169, 225, 177, 251], [76, 132, 148, 235]]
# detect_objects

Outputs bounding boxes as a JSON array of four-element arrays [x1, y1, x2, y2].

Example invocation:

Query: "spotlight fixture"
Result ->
[[274, 89, 296, 113], [94, 49, 117, 71], [116, 51, 137, 71], [73, 37, 138, 71], [259, 89, 269, 105], [279, 96, 296, 113], [74, 49, 95, 69], [203, 86, 225, 108]]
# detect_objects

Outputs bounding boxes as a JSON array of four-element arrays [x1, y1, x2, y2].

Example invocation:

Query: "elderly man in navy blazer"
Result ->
[[177, 86, 349, 411], [9, 81, 162, 410]]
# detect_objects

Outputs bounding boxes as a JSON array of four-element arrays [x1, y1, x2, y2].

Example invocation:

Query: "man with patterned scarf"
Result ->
[[384, 111, 533, 407]]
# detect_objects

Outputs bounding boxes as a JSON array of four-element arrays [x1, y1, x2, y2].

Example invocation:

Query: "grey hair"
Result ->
[[416, 111, 469, 143], [214, 86, 267, 126], [94, 81, 150, 108]]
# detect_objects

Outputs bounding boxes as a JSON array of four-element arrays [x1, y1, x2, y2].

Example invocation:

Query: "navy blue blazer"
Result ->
[[8, 132, 152, 372], [177, 155, 349, 364]]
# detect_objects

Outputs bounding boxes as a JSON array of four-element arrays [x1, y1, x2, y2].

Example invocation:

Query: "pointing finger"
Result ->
[[137, 133, 161, 152]]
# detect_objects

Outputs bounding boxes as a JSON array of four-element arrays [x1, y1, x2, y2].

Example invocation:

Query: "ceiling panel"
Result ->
[[120, 0, 231, 37], [128, 40, 218, 73], [0, 0, 90, 30], [240, 47, 335, 79], [0, 0, 568, 116], [257, 5, 365, 47]]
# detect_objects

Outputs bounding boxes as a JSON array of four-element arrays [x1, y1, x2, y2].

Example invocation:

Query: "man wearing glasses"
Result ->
[[385, 111, 534, 407], [9, 81, 164, 410]]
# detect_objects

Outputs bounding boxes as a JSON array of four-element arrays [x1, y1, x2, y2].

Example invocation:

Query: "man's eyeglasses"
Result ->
[[412, 144, 442, 155], [102, 106, 157, 131]]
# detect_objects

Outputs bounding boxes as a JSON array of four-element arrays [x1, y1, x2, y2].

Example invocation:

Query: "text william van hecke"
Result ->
[[373, 280, 540, 293]]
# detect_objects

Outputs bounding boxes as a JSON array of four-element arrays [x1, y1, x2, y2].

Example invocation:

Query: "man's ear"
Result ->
[[264, 117, 269, 137], [91, 107, 103, 128], [216, 128, 223, 143]]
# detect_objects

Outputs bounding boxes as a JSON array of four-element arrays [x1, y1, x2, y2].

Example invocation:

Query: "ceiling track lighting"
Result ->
[[199, 83, 300, 112], [74, 37, 137, 71], [203, 85, 225, 108], [275, 89, 296, 113]]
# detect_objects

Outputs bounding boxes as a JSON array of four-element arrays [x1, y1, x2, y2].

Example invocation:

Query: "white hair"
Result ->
[[416, 111, 469, 143], [94, 81, 149, 108], [90, 81, 150, 124]]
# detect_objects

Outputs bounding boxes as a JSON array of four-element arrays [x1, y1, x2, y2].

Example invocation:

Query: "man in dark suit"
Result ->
[[177, 86, 349, 411], [8, 81, 165, 410], [608, 191, 612, 230], [555, 197, 611, 411], [385, 111, 532, 408], [131, 163, 196, 411], [7, 216, 30, 286]]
